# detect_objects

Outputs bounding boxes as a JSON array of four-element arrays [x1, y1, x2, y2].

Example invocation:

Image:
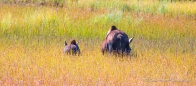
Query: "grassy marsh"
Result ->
[[0, 0, 196, 85]]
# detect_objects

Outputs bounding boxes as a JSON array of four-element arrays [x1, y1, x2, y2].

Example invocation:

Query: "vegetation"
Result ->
[[0, 0, 196, 85]]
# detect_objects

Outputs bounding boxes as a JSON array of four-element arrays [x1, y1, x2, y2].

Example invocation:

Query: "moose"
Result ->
[[102, 26, 134, 57], [64, 40, 80, 56]]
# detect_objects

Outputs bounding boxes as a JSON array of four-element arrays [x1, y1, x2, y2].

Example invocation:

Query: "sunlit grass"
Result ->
[[0, 1, 196, 85], [0, 42, 195, 85]]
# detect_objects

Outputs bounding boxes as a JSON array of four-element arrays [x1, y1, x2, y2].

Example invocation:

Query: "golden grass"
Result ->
[[0, 42, 195, 85], [0, 1, 196, 85]]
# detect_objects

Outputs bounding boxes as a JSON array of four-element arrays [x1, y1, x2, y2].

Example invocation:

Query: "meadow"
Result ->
[[0, 0, 196, 85]]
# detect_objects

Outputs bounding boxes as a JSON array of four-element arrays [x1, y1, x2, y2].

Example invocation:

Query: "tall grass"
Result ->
[[1, 0, 196, 16], [0, 1, 196, 85]]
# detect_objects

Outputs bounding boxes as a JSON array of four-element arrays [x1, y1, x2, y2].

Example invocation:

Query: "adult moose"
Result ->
[[64, 40, 80, 56], [102, 26, 134, 57]]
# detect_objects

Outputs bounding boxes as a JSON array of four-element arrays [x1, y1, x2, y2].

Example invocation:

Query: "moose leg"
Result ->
[[121, 47, 126, 57], [73, 49, 77, 56], [102, 50, 104, 55], [67, 50, 70, 55], [116, 47, 121, 57], [126, 48, 129, 56], [121, 49, 123, 57], [116, 48, 119, 57], [108, 43, 112, 55]]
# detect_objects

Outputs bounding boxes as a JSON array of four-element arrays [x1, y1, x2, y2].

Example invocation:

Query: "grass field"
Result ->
[[0, 0, 196, 85]]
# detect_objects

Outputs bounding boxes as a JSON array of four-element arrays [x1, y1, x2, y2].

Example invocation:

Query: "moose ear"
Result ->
[[64, 41, 68, 46], [129, 37, 134, 44]]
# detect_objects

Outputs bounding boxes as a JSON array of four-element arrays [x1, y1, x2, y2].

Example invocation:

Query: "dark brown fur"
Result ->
[[64, 40, 80, 56], [104, 26, 134, 57]]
